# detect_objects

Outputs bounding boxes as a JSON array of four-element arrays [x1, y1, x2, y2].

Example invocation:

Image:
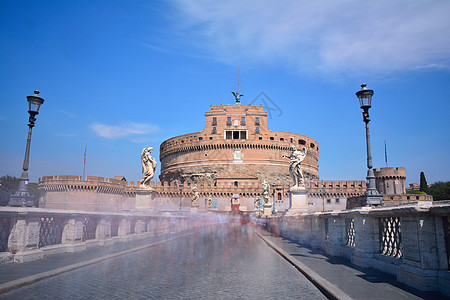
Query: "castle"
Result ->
[[39, 96, 426, 213]]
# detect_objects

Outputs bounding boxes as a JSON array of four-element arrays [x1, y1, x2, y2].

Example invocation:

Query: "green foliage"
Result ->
[[420, 171, 428, 193], [406, 190, 426, 195], [0, 175, 19, 206], [428, 181, 450, 201], [0, 175, 40, 206]]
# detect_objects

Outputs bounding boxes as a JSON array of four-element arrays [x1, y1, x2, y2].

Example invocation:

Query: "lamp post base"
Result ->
[[8, 191, 35, 207], [361, 194, 383, 206]]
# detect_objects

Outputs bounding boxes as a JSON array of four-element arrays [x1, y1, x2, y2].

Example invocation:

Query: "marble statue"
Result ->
[[140, 147, 157, 188], [191, 184, 199, 206], [283, 145, 307, 188], [261, 180, 270, 205]]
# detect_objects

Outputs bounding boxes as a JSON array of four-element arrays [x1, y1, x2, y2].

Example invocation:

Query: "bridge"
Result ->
[[0, 203, 448, 299]]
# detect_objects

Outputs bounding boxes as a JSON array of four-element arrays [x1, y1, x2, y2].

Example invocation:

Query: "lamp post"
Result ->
[[9, 90, 45, 207], [179, 183, 184, 214], [272, 183, 276, 214], [356, 84, 383, 206]]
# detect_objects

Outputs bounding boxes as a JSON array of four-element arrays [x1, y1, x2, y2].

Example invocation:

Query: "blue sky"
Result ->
[[0, 0, 449, 185]]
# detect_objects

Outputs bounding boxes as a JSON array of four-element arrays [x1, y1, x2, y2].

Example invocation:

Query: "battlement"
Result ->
[[374, 167, 406, 178]]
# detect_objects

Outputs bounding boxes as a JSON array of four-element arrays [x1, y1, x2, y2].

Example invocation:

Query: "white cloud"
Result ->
[[171, 0, 450, 76], [91, 122, 159, 139]]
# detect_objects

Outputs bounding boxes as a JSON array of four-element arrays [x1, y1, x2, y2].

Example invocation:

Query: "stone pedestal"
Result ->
[[287, 187, 308, 214], [263, 204, 272, 216], [135, 188, 154, 210]]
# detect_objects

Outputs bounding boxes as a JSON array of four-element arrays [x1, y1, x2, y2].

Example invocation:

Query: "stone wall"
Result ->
[[39, 175, 367, 213]]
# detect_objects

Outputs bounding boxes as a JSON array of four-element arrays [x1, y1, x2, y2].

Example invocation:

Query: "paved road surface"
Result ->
[[1, 224, 326, 299]]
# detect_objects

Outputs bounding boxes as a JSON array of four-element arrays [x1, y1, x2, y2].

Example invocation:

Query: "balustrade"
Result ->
[[0, 207, 190, 263], [262, 201, 450, 295]]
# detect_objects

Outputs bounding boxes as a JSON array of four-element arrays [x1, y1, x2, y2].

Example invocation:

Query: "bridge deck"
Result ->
[[0, 224, 445, 299]]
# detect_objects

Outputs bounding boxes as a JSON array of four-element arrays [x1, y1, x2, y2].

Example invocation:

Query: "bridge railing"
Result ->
[[265, 200, 450, 296], [0, 207, 190, 263]]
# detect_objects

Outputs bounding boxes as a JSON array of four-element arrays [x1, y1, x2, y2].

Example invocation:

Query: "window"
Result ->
[[212, 117, 217, 126], [290, 138, 293, 143], [225, 130, 247, 140], [277, 193, 282, 200], [259, 137, 262, 140], [209, 137, 213, 140], [336, 198, 340, 203], [299, 139, 306, 145], [234, 181, 238, 187], [255, 117, 260, 125], [327, 199, 331, 204], [280, 138, 284, 141], [212, 127, 217, 134], [270, 137, 274, 141], [227, 117, 231, 125], [241, 117, 245, 125], [199, 137, 203, 141], [310, 143, 315, 148], [255, 127, 260, 134]]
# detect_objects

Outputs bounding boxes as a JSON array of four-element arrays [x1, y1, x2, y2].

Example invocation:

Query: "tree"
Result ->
[[0, 175, 19, 206], [0, 175, 40, 206], [420, 172, 428, 193], [428, 181, 450, 201]]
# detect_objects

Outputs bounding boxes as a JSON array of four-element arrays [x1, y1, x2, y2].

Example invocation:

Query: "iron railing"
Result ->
[[379, 217, 402, 258], [345, 218, 355, 247], [39, 216, 66, 248]]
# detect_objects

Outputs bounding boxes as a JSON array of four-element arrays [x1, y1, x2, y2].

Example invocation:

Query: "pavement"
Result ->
[[256, 229, 448, 300], [0, 226, 447, 299]]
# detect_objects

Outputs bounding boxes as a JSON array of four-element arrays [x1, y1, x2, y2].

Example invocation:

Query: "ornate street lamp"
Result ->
[[179, 183, 184, 214], [9, 90, 45, 207], [272, 183, 276, 214], [356, 84, 383, 206]]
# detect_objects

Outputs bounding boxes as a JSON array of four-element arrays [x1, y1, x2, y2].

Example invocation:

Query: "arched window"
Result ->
[[234, 181, 238, 187], [277, 192, 282, 200]]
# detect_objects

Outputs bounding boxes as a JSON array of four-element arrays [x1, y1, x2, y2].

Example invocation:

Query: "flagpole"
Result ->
[[83, 144, 87, 180], [384, 140, 388, 167]]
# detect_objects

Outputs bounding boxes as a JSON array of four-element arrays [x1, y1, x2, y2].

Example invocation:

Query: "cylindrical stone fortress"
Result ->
[[159, 104, 319, 185]]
